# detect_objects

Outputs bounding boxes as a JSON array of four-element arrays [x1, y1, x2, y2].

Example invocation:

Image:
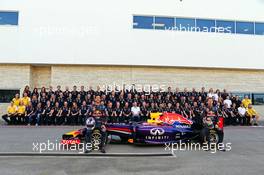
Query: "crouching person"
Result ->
[[2, 101, 17, 125], [246, 104, 260, 126]]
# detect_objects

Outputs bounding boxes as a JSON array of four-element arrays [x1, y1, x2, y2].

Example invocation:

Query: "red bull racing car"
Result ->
[[61, 112, 224, 146]]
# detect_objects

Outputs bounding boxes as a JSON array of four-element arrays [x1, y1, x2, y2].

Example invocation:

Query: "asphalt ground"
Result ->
[[0, 126, 263, 175]]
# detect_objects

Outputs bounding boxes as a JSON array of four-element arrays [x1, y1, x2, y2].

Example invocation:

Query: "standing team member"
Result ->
[[131, 102, 141, 122], [58, 102, 70, 125], [70, 102, 79, 125], [113, 102, 122, 123], [2, 101, 17, 125], [79, 101, 89, 125], [106, 102, 115, 123], [238, 103, 247, 125], [122, 102, 131, 123]]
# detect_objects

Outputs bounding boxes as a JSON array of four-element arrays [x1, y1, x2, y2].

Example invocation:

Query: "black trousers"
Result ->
[[2, 114, 16, 125], [84, 126, 107, 150], [57, 115, 66, 125], [238, 116, 247, 125]]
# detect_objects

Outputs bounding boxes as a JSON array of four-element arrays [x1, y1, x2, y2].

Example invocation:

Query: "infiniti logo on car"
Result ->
[[150, 128, 165, 136]]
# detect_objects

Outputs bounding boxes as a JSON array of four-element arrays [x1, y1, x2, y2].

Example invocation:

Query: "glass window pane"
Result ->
[[0, 90, 20, 103], [236, 21, 254, 34], [216, 20, 235, 33], [133, 16, 154, 29], [154, 17, 174, 30], [0, 11, 19, 25], [255, 23, 264, 35], [196, 19, 216, 32], [252, 93, 264, 105], [175, 18, 196, 32], [231, 93, 251, 101]]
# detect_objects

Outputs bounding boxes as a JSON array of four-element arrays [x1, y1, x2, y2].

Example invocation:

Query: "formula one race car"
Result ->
[[61, 112, 224, 146]]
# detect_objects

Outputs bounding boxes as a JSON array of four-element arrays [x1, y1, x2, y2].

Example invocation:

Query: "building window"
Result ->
[[0, 11, 19, 25], [196, 19, 216, 32], [0, 90, 20, 103], [252, 93, 264, 105], [154, 17, 175, 30], [133, 16, 154, 29], [231, 92, 251, 101], [216, 20, 235, 33], [236, 21, 254, 34], [255, 23, 264, 35], [175, 18, 196, 32]]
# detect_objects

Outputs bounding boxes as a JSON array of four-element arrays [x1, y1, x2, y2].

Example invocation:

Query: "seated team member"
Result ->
[[222, 103, 232, 125], [182, 102, 191, 119], [21, 92, 31, 107], [140, 102, 149, 121], [12, 94, 20, 107], [25, 102, 35, 126], [70, 102, 79, 125], [42, 101, 53, 125], [66, 93, 73, 108], [230, 103, 239, 125], [113, 102, 122, 123], [131, 102, 141, 122], [33, 103, 44, 126], [51, 102, 60, 125], [58, 102, 70, 125], [17, 101, 26, 125], [75, 94, 82, 107], [122, 102, 131, 123], [47, 86, 54, 100], [238, 103, 247, 125], [242, 95, 252, 108], [79, 101, 89, 125], [31, 95, 39, 109], [57, 92, 64, 108], [39, 92, 48, 108], [246, 104, 260, 126], [2, 101, 17, 125]]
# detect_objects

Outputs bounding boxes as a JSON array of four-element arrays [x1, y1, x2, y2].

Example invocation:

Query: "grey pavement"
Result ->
[[0, 126, 263, 175]]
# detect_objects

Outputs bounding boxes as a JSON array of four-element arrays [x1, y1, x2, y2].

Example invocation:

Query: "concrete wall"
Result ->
[[0, 64, 31, 90], [1, 64, 264, 92]]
